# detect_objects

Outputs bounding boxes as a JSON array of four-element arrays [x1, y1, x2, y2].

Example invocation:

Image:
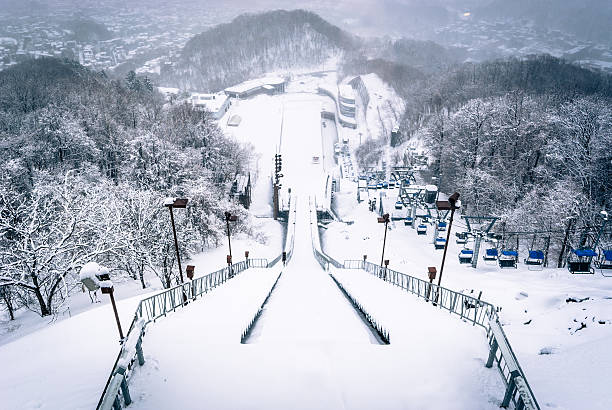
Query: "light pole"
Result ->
[[377, 213, 390, 275], [435, 192, 460, 293], [164, 198, 188, 284], [225, 211, 238, 274]]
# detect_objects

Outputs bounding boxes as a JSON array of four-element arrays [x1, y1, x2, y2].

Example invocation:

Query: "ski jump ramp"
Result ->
[[279, 96, 334, 218]]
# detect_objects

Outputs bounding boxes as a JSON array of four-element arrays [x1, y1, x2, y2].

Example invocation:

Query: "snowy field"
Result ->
[[324, 181, 612, 410]]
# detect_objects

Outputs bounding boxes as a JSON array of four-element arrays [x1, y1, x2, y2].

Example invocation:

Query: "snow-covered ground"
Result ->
[[2, 71, 602, 409], [359, 73, 405, 142], [323, 179, 612, 410], [121, 80, 508, 409]]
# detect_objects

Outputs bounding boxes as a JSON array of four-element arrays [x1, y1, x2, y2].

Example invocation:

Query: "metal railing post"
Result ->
[[486, 339, 498, 368], [502, 370, 520, 408]]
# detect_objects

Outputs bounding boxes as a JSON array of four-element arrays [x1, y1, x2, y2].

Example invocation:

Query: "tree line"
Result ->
[[0, 58, 252, 318]]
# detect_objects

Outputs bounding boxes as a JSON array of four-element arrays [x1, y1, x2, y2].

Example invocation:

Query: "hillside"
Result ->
[[165, 9, 358, 91]]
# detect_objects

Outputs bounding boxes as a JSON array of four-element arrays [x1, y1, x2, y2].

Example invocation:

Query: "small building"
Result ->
[[190, 92, 231, 119], [224, 76, 287, 99], [231, 173, 252, 209]]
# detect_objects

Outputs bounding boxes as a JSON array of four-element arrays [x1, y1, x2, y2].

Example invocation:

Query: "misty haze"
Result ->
[[0, 1, 610, 410]]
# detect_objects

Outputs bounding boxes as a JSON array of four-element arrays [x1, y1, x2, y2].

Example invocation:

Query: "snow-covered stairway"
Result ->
[[244, 194, 377, 344]]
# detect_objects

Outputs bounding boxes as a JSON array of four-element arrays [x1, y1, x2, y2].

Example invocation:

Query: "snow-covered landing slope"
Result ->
[[246, 194, 376, 344], [331, 267, 503, 407]]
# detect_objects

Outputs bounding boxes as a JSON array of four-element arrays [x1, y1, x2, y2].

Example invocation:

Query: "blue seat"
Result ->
[[529, 250, 545, 260], [483, 248, 498, 261], [404, 217, 414, 226], [499, 250, 518, 269], [459, 249, 473, 264], [574, 249, 597, 258], [434, 238, 446, 249]]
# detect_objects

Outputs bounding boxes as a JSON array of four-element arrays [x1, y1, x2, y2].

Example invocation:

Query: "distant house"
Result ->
[[190, 92, 231, 119], [231, 173, 252, 209], [224, 76, 287, 99]]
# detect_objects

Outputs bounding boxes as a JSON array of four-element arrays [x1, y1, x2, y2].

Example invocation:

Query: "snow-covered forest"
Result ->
[[341, 54, 611, 238], [0, 59, 252, 318]]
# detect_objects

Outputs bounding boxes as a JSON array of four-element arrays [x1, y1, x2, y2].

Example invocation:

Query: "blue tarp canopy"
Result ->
[[529, 250, 545, 259], [501, 250, 518, 257], [573, 249, 597, 257], [438, 222, 447, 227], [486, 248, 498, 257]]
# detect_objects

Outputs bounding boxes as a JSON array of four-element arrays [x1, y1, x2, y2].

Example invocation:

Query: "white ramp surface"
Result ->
[[245, 195, 376, 344]]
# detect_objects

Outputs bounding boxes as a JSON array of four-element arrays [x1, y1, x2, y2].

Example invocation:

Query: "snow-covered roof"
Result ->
[[225, 76, 286, 95], [190, 92, 229, 112], [338, 84, 355, 100]]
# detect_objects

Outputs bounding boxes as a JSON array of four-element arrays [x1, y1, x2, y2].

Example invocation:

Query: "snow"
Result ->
[[0, 293, 146, 409], [224, 76, 285, 95], [79, 261, 107, 281], [359, 73, 405, 142], [323, 179, 612, 409], [2, 70, 605, 409], [121, 81, 504, 409]]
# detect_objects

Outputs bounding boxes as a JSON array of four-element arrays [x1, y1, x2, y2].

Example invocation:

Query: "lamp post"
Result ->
[[164, 198, 188, 284], [377, 213, 390, 274], [435, 192, 460, 293], [225, 211, 238, 275]]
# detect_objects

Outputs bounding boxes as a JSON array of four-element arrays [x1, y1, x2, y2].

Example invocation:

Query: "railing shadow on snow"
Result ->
[[97, 257, 270, 410]]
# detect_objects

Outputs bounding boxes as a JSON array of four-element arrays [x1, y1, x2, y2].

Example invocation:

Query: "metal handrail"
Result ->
[[340, 259, 539, 409], [96, 257, 268, 409]]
